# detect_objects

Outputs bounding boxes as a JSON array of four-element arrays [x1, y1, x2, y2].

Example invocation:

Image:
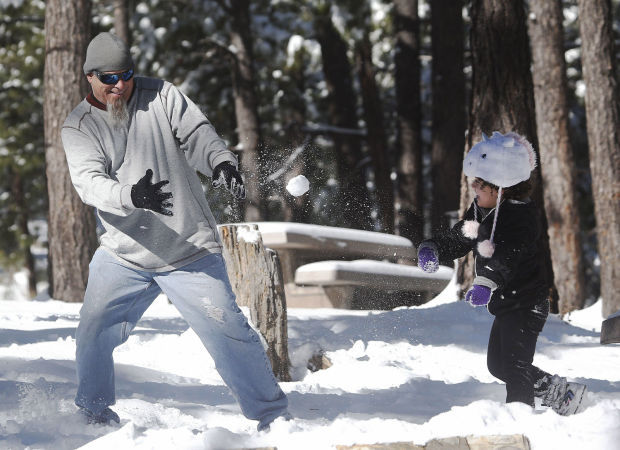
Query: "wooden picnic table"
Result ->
[[242, 222, 452, 309]]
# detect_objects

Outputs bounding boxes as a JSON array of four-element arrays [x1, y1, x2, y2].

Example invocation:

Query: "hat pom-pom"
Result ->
[[477, 240, 495, 258], [462, 220, 480, 239]]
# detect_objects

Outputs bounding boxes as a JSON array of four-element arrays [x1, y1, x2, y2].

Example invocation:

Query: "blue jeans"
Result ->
[[75, 249, 288, 427]]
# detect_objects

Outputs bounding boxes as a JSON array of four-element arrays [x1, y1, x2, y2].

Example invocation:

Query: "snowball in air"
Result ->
[[286, 175, 310, 196]]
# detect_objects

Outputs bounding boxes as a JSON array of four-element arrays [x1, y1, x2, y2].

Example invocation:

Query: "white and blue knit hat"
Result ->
[[461, 131, 537, 257]]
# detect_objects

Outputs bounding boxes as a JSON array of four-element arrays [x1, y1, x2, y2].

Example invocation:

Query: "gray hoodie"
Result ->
[[61, 76, 237, 271]]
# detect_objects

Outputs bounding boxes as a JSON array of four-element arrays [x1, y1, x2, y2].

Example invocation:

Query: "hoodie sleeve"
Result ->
[[162, 83, 238, 176], [61, 125, 136, 216], [420, 203, 477, 263]]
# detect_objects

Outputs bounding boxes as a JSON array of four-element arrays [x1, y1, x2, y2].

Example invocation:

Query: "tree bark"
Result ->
[[577, 0, 620, 318], [393, 0, 423, 244], [461, 0, 556, 303], [314, 9, 373, 230], [228, 0, 264, 222], [356, 34, 394, 233], [113, 0, 131, 46], [219, 224, 291, 381], [430, 0, 465, 235], [528, 0, 586, 314], [44, 0, 98, 302]]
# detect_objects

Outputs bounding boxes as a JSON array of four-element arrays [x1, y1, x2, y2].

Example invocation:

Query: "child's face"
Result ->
[[471, 178, 499, 208]]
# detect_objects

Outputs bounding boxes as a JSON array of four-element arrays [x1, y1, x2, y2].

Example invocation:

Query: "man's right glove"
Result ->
[[212, 161, 246, 199], [417, 245, 439, 273], [131, 169, 174, 216]]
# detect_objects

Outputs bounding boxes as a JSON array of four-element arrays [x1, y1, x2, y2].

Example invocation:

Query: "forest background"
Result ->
[[0, 0, 618, 317]]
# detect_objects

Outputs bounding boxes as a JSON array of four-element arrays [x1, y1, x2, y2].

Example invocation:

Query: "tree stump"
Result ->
[[601, 313, 620, 344], [218, 224, 291, 381]]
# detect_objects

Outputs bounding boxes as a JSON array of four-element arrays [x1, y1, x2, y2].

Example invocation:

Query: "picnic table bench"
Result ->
[[248, 222, 453, 309]]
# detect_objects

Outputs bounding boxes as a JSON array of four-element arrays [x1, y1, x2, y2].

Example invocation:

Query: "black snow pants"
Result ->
[[486, 300, 550, 406]]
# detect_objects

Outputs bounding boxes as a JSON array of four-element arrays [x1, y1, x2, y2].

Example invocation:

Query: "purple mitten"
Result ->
[[417, 246, 439, 273], [465, 285, 492, 306]]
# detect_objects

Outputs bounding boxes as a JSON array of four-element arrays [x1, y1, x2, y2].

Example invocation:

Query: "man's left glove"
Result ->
[[131, 169, 174, 216], [465, 285, 492, 306], [212, 161, 246, 199]]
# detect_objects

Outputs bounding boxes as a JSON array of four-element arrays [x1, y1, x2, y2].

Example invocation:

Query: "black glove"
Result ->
[[212, 161, 246, 199], [130, 169, 174, 216]]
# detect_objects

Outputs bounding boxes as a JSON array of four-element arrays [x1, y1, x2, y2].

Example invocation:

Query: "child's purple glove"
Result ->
[[417, 246, 439, 273], [465, 285, 492, 306]]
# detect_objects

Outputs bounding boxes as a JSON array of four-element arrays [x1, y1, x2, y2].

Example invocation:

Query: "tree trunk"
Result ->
[[44, 0, 98, 302], [430, 0, 465, 235], [229, 0, 264, 222], [113, 0, 131, 46], [356, 34, 394, 233], [461, 0, 556, 303], [393, 0, 423, 244], [314, 9, 373, 230], [577, 0, 620, 318], [219, 224, 291, 381], [527, 0, 586, 314]]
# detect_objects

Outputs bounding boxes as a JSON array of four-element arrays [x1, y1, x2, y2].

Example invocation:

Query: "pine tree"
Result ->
[[527, 0, 586, 314], [0, 0, 47, 297], [393, 0, 424, 243], [460, 0, 557, 302], [430, 0, 465, 235], [44, 0, 98, 302], [578, 0, 620, 317]]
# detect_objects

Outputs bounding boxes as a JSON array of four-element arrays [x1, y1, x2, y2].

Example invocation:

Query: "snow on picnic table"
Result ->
[[0, 279, 619, 450], [295, 259, 453, 280], [250, 221, 415, 248]]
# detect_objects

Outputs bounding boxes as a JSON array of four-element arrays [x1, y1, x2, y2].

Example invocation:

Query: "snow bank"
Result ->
[[0, 287, 618, 449]]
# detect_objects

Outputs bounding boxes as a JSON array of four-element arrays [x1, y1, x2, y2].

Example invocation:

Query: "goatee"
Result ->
[[107, 96, 129, 129]]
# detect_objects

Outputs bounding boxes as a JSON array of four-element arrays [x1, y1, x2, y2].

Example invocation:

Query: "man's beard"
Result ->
[[107, 96, 128, 129]]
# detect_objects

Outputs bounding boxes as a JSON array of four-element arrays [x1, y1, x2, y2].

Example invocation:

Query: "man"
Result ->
[[61, 32, 290, 431]]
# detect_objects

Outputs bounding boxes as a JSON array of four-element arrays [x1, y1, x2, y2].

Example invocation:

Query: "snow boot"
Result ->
[[536, 374, 586, 416], [79, 406, 121, 425], [257, 411, 293, 432]]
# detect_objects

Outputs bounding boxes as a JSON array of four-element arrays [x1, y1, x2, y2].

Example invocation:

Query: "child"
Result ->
[[417, 131, 586, 415]]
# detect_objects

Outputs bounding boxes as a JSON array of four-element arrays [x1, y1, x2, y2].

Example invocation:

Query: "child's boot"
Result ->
[[536, 374, 586, 416]]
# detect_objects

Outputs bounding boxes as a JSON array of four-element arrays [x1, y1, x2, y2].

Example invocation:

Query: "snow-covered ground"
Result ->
[[0, 277, 618, 450]]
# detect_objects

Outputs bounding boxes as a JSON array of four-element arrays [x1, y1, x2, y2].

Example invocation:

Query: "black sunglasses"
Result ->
[[94, 69, 134, 85]]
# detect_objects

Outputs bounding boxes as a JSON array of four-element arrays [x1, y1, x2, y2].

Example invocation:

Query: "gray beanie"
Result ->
[[83, 32, 134, 75]]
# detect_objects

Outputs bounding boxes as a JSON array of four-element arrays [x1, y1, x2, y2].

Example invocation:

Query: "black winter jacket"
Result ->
[[423, 199, 550, 316]]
